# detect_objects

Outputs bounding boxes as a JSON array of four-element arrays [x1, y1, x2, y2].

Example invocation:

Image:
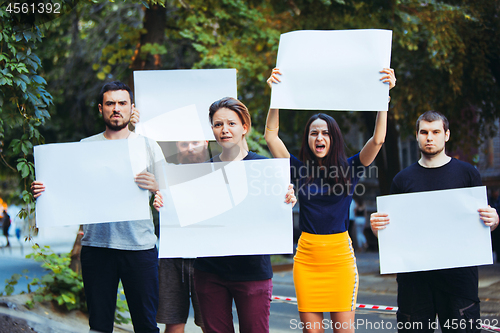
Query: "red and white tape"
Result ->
[[482, 325, 500, 333], [271, 295, 500, 332], [271, 296, 397, 312], [272, 296, 297, 303], [356, 303, 397, 312]]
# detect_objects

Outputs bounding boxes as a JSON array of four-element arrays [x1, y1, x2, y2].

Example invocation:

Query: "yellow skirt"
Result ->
[[293, 231, 358, 312]]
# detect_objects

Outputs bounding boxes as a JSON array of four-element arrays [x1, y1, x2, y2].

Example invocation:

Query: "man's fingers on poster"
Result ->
[[135, 171, 159, 192], [478, 206, 499, 228]]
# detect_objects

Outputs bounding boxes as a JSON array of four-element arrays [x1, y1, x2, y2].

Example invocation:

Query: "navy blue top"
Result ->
[[291, 153, 363, 234], [194, 151, 273, 281]]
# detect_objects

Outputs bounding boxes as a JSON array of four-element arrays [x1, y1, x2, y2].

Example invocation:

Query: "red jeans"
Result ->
[[194, 268, 272, 333]]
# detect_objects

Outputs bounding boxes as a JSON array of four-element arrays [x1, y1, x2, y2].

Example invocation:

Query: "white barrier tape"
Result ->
[[356, 303, 397, 312], [272, 296, 297, 303], [482, 324, 500, 332], [271, 295, 500, 332], [271, 296, 398, 312]]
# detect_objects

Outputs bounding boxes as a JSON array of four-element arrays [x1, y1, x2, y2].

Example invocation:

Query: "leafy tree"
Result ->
[[256, 0, 500, 193], [5, 0, 499, 206], [0, 4, 53, 214]]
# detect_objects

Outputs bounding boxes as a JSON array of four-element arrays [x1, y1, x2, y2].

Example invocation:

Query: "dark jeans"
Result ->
[[397, 273, 480, 333], [194, 268, 272, 333], [81, 246, 159, 333]]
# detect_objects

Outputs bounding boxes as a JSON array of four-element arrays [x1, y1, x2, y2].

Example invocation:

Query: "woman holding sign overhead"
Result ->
[[265, 67, 395, 332]]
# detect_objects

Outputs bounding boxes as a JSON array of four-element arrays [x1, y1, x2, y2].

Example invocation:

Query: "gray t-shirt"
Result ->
[[81, 132, 165, 250]]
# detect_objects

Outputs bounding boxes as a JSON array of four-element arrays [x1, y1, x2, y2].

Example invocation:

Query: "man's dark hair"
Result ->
[[98, 81, 133, 105], [416, 110, 449, 133]]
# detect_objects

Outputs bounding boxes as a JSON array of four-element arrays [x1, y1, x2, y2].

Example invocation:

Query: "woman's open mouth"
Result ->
[[315, 144, 325, 152]]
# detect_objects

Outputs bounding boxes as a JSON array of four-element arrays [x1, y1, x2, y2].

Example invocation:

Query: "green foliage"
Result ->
[[3, 0, 498, 194], [2, 271, 29, 297], [140, 42, 168, 58], [257, 0, 500, 160], [246, 128, 271, 158], [2, 245, 130, 324], [36, 0, 145, 143], [24, 245, 85, 311], [96, 23, 147, 80], [0, 6, 53, 213]]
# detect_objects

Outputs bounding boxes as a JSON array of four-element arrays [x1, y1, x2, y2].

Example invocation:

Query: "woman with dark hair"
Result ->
[[155, 96, 296, 333], [265, 68, 396, 333]]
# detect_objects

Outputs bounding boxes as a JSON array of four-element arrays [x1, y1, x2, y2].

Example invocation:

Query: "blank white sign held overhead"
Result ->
[[270, 29, 392, 111], [34, 139, 150, 227], [376, 186, 492, 274], [134, 69, 237, 141]]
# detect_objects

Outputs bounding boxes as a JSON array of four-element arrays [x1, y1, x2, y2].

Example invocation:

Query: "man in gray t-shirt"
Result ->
[[32, 81, 164, 333]]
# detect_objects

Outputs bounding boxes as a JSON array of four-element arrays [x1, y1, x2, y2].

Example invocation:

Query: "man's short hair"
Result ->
[[98, 81, 133, 105], [416, 110, 449, 133]]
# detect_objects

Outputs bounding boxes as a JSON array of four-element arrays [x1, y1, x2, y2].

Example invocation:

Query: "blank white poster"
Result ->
[[377, 186, 492, 274], [270, 29, 392, 111]]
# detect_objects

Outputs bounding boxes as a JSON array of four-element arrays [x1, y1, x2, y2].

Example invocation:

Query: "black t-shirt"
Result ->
[[194, 151, 273, 281], [391, 158, 482, 302]]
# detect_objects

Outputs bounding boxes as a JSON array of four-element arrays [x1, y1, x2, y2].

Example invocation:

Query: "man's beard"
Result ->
[[178, 152, 207, 164], [420, 145, 444, 157], [103, 112, 130, 131]]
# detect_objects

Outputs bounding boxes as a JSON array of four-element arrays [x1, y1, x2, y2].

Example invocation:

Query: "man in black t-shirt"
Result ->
[[371, 111, 499, 333]]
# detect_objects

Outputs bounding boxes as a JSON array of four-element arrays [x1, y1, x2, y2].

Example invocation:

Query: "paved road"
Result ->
[[270, 269, 401, 332]]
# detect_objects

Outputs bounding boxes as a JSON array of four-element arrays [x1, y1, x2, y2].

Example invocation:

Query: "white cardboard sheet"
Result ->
[[134, 69, 237, 141], [158, 158, 293, 258], [377, 186, 492, 274], [270, 29, 392, 111], [135, 105, 206, 142], [34, 139, 150, 227]]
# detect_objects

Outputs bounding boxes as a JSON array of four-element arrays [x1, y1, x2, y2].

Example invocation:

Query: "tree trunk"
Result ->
[[130, 4, 167, 72], [69, 225, 84, 273], [360, 111, 401, 195]]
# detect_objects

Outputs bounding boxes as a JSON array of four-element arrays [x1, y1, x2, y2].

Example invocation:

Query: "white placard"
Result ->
[[377, 186, 492, 274], [134, 69, 237, 141], [158, 158, 293, 258], [135, 105, 206, 142], [34, 139, 150, 227], [270, 29, 392, 111]]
